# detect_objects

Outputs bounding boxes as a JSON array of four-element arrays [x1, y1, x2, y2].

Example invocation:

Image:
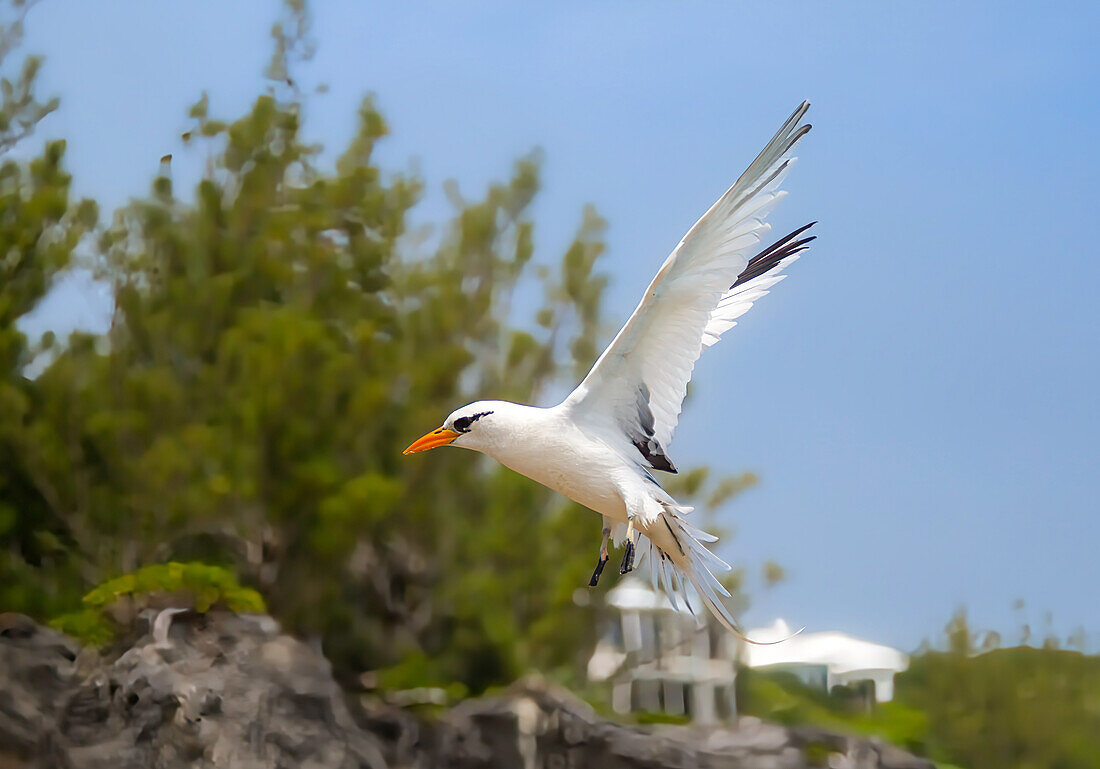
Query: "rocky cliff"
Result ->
[[0, 611, 932, 769]]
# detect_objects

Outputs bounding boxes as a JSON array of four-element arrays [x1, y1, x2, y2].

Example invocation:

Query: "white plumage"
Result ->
[[405, 101, 816, 642]]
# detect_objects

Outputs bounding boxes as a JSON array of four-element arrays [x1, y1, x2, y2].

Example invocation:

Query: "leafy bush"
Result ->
[[80, 561, 265, 613], [736, 667, 930, 754], [899, 644, 1100, 769], [50, 561, 264, 646]]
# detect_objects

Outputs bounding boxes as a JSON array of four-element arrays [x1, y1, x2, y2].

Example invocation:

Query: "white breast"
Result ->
[[480, 408, 632, 522]]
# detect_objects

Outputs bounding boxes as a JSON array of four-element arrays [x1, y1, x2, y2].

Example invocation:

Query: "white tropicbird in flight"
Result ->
[[405, 101, 815, 642]]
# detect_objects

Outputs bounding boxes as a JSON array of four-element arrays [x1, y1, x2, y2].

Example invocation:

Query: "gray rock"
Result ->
[[0, 612, 80, 762], [0, 615, 934, 769], [429, 678, 934, 769], [0, 611, 386, 769]]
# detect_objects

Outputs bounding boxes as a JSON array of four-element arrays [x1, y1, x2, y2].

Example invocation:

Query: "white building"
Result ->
[[741, 618, 909, 703], [587, 578, 909, 722], [587, 577, 738, 724]]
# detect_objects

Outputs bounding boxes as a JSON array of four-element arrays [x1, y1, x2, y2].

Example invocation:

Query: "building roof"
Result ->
[[600, 580, 908, 679], [605, 576, 678, 612], [742, 619, 909, 675]]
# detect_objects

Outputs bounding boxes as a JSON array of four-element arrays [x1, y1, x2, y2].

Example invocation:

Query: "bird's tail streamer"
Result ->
[[635, 505, 802, 646]]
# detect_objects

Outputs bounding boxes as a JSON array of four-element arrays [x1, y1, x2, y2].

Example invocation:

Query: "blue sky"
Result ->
[[17, 1, 1100, 651]]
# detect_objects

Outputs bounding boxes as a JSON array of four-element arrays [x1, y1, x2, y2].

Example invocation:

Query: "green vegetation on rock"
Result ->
[[49, 561, 265, 645]]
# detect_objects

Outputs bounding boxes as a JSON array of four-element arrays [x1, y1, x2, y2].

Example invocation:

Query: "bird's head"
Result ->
[[402, 401, 508, 455]]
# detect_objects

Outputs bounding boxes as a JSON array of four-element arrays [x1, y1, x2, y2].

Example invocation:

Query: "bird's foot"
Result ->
[[589, 524, 612, 587], [588, 555, 609, 587], [619, 539, 635, 575]]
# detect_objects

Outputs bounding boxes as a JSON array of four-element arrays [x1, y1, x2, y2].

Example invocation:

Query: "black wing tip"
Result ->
[[730, 222, 817, 290]]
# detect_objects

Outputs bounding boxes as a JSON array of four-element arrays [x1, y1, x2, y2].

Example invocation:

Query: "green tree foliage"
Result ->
[[0, 1, 96, 617], [0, 15, 751, 692], [0, 137, 96, 616], [736, 666, 930, 755], [0, 0, 58, 153], [897, 612, 1100, 769], [36, 91, 611, 689]]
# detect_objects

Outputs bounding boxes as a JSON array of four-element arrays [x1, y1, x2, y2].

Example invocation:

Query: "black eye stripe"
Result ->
[[453, 410, 493, 433]]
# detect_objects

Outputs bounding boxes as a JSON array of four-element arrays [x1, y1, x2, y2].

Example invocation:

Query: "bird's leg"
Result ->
[[588, 524, 611, 587], [619, 517, 636, 575]]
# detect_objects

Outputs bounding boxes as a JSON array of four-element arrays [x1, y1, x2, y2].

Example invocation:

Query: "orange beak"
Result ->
[[403, 428, 460, 455]]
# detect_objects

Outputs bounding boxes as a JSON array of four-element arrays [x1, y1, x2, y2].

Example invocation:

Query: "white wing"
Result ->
[[562, 101, 814, 471]]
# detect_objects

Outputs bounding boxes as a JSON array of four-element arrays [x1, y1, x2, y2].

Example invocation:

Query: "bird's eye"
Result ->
[[452, 410, 493, 434]]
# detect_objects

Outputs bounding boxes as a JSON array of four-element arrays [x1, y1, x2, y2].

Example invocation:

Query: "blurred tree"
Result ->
[[0, 0, 758, 695], [762, 560, 786, 590], [0, 0, 95, 617], [898, 611, 1100, 769], [0, 140, 95, 615], [0, 0, 57, 153], [79, 92, 745, 688]]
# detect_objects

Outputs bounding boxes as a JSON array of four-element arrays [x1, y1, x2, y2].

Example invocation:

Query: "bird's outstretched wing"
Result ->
[[563, 101, 814, 471]]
